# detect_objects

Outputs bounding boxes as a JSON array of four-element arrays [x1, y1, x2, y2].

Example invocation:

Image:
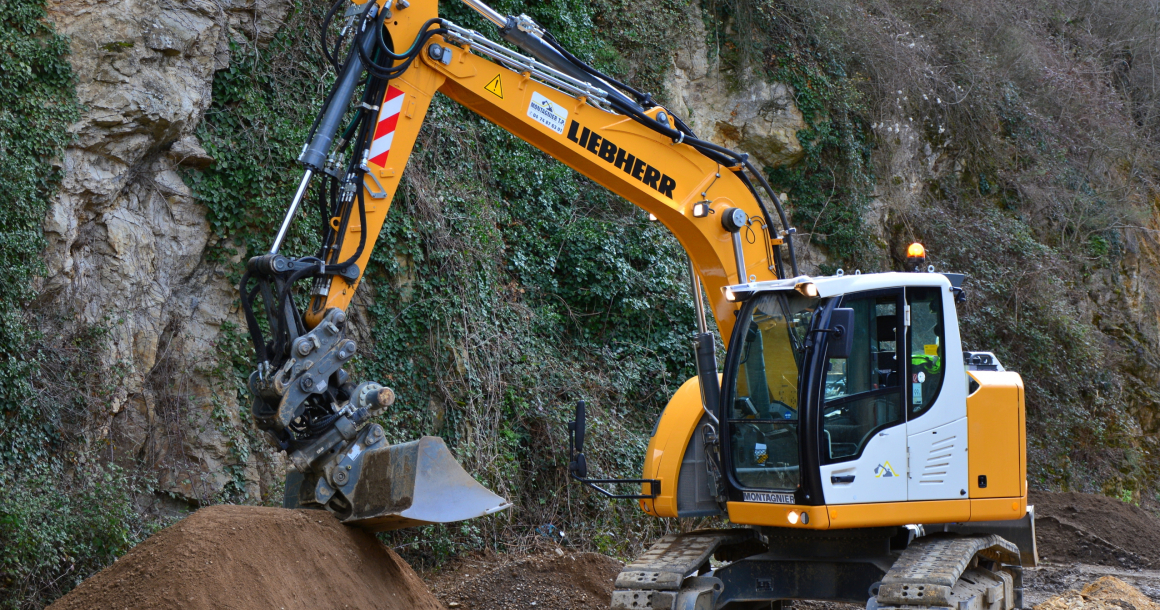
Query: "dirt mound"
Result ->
[[425, 550, 623, 610], [47, 505, 443, 610], [1032, 491, 1160, 568], [1034, 576, 1160, 610]]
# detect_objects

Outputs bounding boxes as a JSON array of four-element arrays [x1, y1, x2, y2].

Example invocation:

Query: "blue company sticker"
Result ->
[[527, 91, 567, 134]]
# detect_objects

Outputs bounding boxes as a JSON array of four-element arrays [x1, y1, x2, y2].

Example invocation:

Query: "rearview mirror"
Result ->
[[568, 401, 588, 478], [828, 308, 855, 359], [563, 400, 661, 500]]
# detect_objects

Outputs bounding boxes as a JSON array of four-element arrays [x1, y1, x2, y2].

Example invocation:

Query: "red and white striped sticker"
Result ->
[[367, 86, 405, 168]]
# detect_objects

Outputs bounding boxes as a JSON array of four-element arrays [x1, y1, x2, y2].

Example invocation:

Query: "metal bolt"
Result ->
[[333, 469, 348, 485], [295, 338, 313, 356], [370, 386, 396, 411], [656, 111, 669, 126], [300, 375, 315, 392]]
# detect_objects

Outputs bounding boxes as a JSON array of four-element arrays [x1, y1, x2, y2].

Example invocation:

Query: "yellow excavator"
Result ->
[[248, 0, 1036, 607]]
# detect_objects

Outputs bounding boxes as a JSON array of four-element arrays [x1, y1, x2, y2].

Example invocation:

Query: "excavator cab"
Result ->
[[718, 273, 968, 512], [636, 269, 1029, 526]]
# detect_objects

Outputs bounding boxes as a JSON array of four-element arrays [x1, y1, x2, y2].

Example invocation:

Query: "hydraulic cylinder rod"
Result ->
[[459, 0, 505, 27], [271, 5, 381, 254]]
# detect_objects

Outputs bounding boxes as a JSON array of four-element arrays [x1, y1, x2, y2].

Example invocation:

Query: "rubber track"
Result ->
[[611, 529, 753, 609], [876, 534, 1021, 608]]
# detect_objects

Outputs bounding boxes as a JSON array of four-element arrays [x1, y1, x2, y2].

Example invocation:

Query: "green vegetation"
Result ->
[[695, 0, 1160, 499], [776, 0, 1160, 497], [703, 0, 878, 267], [0, 2, 159, 607]]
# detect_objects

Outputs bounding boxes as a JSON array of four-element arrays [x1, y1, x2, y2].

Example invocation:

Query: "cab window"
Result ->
[[907, 287, 945, 418], [728, 292, 819, 491], [821, 292, 904, 462]]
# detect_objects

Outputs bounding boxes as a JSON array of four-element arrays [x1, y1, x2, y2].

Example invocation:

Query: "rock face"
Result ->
[[41, 0, 1158, 511], [665, 3, 805, 169], [43, 0, 291, 504]]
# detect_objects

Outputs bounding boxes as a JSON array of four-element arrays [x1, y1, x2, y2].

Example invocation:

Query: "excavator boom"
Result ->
[[242, 0, 793, 530]]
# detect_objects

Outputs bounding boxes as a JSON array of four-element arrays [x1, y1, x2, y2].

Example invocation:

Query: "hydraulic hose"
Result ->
[[358, 23, 448, 79], [320, 0, 347, 71], [497, 22, 645, 115], [487, 12, 798, 272], [541, 32, 651, 106]]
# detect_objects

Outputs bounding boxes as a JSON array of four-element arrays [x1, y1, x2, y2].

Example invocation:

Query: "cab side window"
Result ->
[[907, 287, 945, 418], [822, 293, 904, 462]]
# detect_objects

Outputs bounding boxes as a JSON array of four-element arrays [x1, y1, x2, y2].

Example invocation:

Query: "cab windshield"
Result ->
[[728, 291, 820, 491]]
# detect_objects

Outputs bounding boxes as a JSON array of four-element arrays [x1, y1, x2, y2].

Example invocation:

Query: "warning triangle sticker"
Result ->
[[484, 74, 503, 98]]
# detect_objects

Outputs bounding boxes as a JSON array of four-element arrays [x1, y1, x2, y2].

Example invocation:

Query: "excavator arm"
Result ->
[[241, 0, 796, 529], [308, 1, 795, 335]]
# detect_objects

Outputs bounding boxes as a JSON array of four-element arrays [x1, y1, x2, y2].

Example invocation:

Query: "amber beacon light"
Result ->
[[906, 242, 926, 271]]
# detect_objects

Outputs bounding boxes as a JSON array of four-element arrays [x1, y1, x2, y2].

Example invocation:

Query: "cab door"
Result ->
[[819, 290, 909, 505], [905, 285, 970, 501]]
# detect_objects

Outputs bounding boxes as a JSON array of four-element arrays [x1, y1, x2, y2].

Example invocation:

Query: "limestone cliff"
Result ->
[[43, 0, 291, 503]]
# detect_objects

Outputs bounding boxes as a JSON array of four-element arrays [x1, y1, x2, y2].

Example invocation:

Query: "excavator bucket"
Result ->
[[283, 436, 509, 532]]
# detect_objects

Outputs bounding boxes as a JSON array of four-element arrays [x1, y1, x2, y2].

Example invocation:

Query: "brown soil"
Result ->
[[424, 549, 624, 610], [1034, 576, 1160, 610], [46, 505, 443, 610], [46, 490, 1160, 610], [1031, 491, 1160, 569]]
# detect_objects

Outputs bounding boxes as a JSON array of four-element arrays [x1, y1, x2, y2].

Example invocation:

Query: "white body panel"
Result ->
[[820, 423, 908, 504], [907, 416, 969, 500]]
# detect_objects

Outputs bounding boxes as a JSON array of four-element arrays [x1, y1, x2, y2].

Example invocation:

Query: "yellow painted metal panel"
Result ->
[[966, 371, 1024, 499], [726, 502, 831, 529], [969, 496, 1026, 521], [824, 499, 971, 528], [306, 0, 445, 326], [729, 499, 974, 529]]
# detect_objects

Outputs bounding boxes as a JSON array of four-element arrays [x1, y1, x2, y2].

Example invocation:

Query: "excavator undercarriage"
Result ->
[[611, 515, 1036, 610]]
